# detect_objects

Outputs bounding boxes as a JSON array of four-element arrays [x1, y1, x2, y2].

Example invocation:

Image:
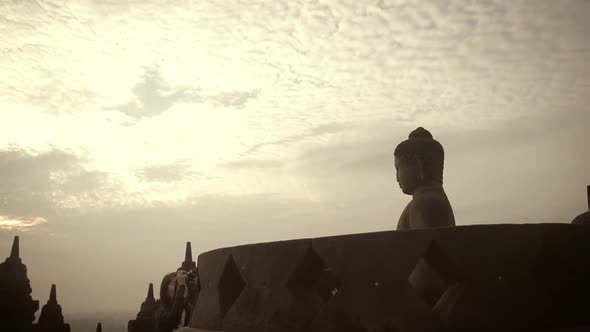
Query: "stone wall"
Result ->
[[188, 224, 590, 332]]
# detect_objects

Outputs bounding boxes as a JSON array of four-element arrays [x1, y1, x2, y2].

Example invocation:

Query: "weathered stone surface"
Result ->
[[189, 247, 235, 330], [174, 328, 222, 332], [189, 224, 590, 332], [222, 239, 316, 332]]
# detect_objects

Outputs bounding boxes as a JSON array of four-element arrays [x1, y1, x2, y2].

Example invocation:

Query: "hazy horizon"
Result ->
[[1, 0, 589, 316]]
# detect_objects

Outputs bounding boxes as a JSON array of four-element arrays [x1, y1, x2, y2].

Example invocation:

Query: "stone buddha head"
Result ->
[[394, 127, 444, 195]]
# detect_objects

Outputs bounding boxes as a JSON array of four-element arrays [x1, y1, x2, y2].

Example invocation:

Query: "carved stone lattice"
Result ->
[[286, 246, 342, 302], [408, 241, 460, 309], [218, 254, 245, 318]]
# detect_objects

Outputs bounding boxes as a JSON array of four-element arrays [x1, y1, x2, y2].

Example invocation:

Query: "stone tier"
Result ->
[[186, 224, 590, 332]]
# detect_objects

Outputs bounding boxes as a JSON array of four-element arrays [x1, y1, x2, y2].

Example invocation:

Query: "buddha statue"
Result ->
[[571, 185, 590, 225], [394, 127, 455, 229]]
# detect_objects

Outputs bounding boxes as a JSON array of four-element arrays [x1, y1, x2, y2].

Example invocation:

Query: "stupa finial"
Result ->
[[184, 242, 192, 264], [147, 283, 154, 300], [49, 284, 57, 303], [10, 236, 19, 259]]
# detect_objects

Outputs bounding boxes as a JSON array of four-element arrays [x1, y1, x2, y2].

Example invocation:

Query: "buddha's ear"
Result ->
[[416, 158, 425, 182]]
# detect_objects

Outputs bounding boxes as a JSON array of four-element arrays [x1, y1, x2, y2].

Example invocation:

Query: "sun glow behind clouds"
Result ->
[[0, 215, 47, 230]]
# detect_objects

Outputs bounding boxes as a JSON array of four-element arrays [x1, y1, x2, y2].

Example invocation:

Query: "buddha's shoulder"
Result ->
[[410, 189, 450, 208]]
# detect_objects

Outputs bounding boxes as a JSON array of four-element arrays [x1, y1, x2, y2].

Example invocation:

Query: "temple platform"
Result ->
[[185, 224, 590, 332]]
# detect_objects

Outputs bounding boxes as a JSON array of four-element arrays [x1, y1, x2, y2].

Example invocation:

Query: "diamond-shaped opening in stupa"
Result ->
[[286, 246, 342, 302], [218, 254, 245, 317], [408, 240, 460, 308]]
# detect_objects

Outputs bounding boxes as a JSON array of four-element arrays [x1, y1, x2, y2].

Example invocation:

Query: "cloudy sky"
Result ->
[[1, 0, 589, 316]]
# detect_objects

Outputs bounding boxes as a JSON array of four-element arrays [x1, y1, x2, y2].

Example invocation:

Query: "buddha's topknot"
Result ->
[[408, 127, 433, 140]]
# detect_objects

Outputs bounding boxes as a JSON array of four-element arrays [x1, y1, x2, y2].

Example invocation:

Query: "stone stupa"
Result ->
[[128, 283, 160, 332], [31, 284, 71, 332], [0, 236, 39, 332], [179, 241, 198, 273]]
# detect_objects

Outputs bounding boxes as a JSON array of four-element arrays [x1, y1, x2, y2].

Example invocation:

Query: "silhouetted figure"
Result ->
[[96, 322, 102, 332], [0, 236, 39, 332], [572, 185, 590, 225], [128, 283, 160, 332], [156, 242, 200, 332], [394, 127, 456, 229], [157, 270, 190, 332], [31, 284, 70, 332], [177, 242, 199, 326]]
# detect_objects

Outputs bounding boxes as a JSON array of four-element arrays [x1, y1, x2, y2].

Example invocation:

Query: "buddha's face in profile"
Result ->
[[394, 156, 421, 195]]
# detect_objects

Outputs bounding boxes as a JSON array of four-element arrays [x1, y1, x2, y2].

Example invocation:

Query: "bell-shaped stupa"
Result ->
[[127, 283, 160, 332], [32, 284, 71, 332], [179, 242, 198, 273], [0, 236, 39, 332]]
